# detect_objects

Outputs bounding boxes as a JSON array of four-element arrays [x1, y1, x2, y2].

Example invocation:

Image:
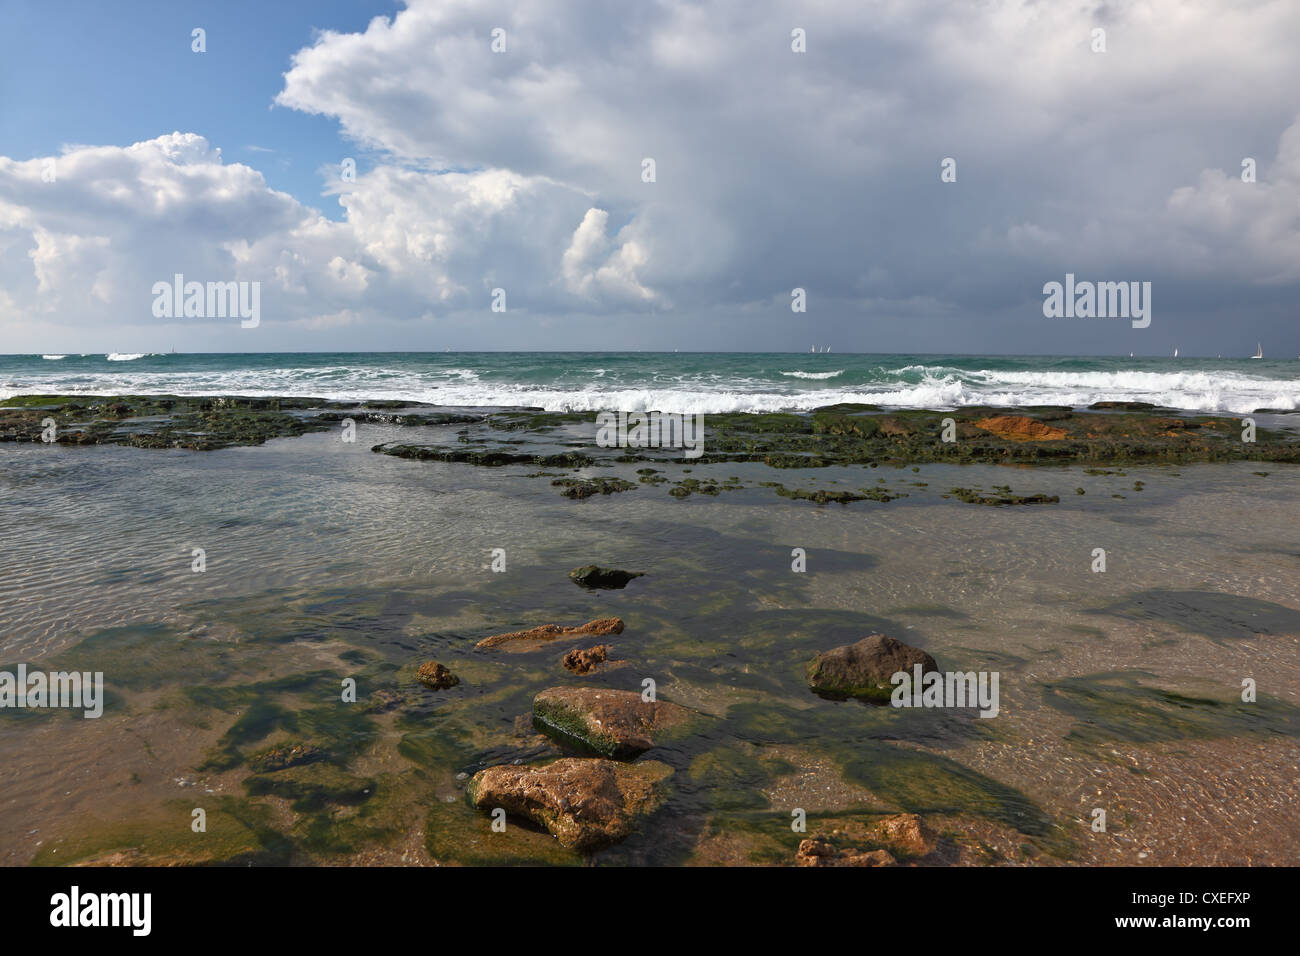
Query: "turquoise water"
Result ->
[[3, 351, 1299, 413]]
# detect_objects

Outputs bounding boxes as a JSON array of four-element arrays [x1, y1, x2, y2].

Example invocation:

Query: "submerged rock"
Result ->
[[949, 486, 1059, 506], [532, 686, 694, 758], [562, 644, 610, 674], [466, 757, 673, 851], [363, 688, 406, 714], [246, 743, 326, 774], [416, 661, 460, 689], [796, 838, 896, 867], [569, 565, 645, 589], [807, 634, 938, 702], [476, 617, 624, 649], [794, 813, 939, 866], [552, 477, 636, 499]]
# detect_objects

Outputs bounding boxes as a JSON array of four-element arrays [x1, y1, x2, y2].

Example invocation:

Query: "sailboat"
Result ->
[[1251, 342, 1263, 359], [1173, 347, 1178, 358]]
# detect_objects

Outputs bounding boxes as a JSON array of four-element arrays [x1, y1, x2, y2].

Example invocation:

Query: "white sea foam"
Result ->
[[780, 369, 843, 379], [3, 359, 1298, 415], [106, 352, 149, 361], [41, 354, 67, 360]]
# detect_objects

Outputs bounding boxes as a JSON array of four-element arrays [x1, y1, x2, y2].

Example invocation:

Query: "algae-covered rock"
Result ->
[[552, 477, 636, 499], [569, 565, 645, 589], [532, 686, 695, 758], [246, 742, 326, 773], [416, 661, 459, 689], [466, 757, 672, 851], [807, 634, 938, 702], [949, 486, 1060, 506]]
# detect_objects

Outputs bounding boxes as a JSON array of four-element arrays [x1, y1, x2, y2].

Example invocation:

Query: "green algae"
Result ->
[[31, 796, 295, 866], [839, 743, 1054, 837], [1041, 670, 1300, 747], [423, 789, 581, 866], [1091, 588, 1300, 642], [687, 748, 795, 810], [243, 762, 376, 812]]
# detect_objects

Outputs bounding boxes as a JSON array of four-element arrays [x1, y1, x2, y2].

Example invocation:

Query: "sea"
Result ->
[[2, 349, 1298, 866], [2, 351, 1299, 414]]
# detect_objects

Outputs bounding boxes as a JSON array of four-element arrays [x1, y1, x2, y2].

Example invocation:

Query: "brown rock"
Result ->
[[562, 644, 609, 674], [476, 617, 624, 649], [796, 838, 896, 867], [973, 415, 1068, 441], [877, 813, 938, 857], [416, 661, 459, 689], [807, 634, 938, 702], [466, 757, 672, 851], [533, 686, 695, 758]]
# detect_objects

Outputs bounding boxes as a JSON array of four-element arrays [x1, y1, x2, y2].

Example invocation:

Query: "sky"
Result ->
[[0, 0, 1298, 356]]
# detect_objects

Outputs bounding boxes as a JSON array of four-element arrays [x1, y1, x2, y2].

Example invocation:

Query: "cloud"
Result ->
[[3, 0, 1300, 350]]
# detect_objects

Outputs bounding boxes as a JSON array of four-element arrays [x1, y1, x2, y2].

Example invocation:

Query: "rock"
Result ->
[[807, 634, 938, 702], [876, 813, 938, 857], [416, 661, 459, 689], [949, 486, 1060, 506], [246, 743, 326, 774], [569, 565, 645, 589], [466, 757, 672, 851], [795, 838, 896, 867], [552, 478, 636, 499], [533, 686, 694, 758], [476, 617, 624, 649], [562, 644, 610, 674], [973, 415, 1068, 441]]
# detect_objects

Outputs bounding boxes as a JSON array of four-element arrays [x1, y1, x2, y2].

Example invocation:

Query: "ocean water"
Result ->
[[2, 429, 1298, 865], [3, 351, 1299, 866], [3, 351, 1300, 414]]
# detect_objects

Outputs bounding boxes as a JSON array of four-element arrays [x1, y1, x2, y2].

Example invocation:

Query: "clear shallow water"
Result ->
[[3, 351, 1300, 414], [1, 425, 1299, 865]]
